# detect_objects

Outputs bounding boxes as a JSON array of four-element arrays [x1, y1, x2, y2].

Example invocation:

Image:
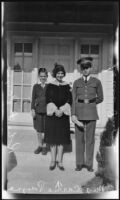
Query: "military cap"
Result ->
[[77, 57, 93, 65]]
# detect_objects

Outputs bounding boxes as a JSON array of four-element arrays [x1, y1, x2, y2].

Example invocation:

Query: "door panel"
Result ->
[[41, 58, 56, 73], [39, 38, 74, 82], [57, 58, 71, 73]]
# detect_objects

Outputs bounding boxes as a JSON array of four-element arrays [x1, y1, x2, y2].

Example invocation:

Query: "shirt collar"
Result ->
[[52, 80, 68, 86], [82, 75, 91, 81], [37, 82, 46, 88]]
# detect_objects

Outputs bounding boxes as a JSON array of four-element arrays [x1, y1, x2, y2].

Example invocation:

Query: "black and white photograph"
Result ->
[[2, 1, 119, 199]]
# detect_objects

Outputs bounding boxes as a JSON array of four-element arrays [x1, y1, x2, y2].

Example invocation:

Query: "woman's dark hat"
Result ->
[[77, 57, 93, 65]]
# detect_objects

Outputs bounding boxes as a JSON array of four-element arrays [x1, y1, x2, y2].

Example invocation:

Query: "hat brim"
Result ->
[[77, 57, 93, 64]]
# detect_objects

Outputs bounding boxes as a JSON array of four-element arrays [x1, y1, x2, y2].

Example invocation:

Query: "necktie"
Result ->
[[85, 76, 87, 83]]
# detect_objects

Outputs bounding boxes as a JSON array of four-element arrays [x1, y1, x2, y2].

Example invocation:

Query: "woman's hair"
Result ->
[[38, 68, 48, 76], [52, 63, 66, 78]]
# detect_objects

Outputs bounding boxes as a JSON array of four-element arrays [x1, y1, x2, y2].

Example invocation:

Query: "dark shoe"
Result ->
[[34, 146, 42, 154], [42, 147, 47, 155], [57, 162, 65, 171], [49, 161, 56, 170], [86, 166, 94, 172], [75, 165, 83, 171]]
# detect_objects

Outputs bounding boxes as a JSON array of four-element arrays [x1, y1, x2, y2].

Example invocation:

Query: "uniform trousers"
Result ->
[[75, 120, 96, 167]]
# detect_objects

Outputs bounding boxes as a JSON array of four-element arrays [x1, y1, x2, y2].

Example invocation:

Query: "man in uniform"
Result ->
[[71, 57, 103, 172]]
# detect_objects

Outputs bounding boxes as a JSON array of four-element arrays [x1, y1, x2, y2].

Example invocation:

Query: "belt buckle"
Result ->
[[84, 99, 89, 104]]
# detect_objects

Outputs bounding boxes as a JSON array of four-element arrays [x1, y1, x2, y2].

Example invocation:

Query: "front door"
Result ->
[[39, 38, 74, 83]]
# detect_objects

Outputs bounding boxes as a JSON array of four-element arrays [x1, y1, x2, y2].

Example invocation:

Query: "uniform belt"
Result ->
[[78, 98, 96, 104]]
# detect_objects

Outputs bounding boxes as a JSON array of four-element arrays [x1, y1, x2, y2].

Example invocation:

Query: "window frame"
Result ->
[[11, 37, 36, 114], [79, 38, 102, 74]]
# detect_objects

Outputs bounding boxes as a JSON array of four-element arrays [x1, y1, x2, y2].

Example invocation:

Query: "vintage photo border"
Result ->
[[1, 1, 119, 199]]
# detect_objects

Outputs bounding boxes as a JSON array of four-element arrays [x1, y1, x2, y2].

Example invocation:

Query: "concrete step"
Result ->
[[7, 128, 101, 153], [7, 127, 101, 173], [6, 127, 117, 196]]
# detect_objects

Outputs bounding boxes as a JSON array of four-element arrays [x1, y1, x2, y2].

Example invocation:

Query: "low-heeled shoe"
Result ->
[[34, 146, 42, 154], [42, 147, 48, 155], [86, 166, 94, 172], [57, 162, 65, 171], [49, 162, 56, 170]]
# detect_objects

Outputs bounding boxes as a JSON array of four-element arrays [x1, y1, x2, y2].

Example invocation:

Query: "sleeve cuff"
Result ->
[[59, 103, 71, 116], [47, 103, 57, 116]]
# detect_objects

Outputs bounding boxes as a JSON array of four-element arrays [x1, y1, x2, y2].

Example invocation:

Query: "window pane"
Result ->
[[14, 43, 23, 53], [22, 100, 31, 112], [91, 45, 99, 54], [13, 100, 21, 112], [13, 86, 21, 98], [24, 43, 32, 53], [23, 72, 32, 84], [13, 71, 22, 84], [23, 86, 31, 98], [23, 57, 33, 72], [81, 45, 89, 54]]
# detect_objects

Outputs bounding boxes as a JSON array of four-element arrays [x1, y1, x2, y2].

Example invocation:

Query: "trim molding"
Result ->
[[6, 22, 113, 34]]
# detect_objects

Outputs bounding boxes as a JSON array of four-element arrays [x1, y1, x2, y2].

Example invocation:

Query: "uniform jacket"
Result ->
[[31, 83, 47, 114], [71, 76, 103, 120]]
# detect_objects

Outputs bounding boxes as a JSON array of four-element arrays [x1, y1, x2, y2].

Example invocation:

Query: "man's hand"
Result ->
[[71, 115, 77, 123], [31, 109, 36, 118], [71, 115, 84, 127], [55, 109, 63, 117]]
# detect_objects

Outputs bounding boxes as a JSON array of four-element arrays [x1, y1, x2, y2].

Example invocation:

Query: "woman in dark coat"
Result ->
[[44, 64, 72, 170]]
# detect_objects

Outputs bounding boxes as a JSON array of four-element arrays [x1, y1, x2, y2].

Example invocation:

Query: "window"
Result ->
[[13, 43, 33, 113], [81, 44, 89, 54], [80, 43, 100, 74]]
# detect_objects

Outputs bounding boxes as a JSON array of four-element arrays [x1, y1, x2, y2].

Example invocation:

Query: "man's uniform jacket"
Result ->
[[71, 76, 103, 120]]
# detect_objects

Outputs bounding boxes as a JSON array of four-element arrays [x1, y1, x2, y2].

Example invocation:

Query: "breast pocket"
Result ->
[[88, 84, 97, 95], [76, 85, 84, 95]]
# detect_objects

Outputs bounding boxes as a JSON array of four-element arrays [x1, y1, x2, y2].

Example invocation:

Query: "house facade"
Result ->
[[5, 2, 117, 129]]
